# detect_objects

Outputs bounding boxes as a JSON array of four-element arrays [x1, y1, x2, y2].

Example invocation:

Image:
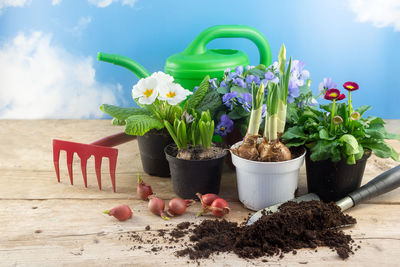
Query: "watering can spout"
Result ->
[[97, 52, 150, 79]]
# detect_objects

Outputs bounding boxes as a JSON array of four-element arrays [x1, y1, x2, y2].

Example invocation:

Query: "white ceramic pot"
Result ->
[[230, 141, 305, 211]]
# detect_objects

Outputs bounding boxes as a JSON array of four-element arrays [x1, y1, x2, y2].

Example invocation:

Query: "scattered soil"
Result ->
[[176, 201, 356, 260], [117, 201, 358, 263], [166, 144, 227, 161]]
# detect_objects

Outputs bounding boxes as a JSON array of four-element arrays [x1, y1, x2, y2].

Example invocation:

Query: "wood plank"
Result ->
[[1, 199, 399, 266]]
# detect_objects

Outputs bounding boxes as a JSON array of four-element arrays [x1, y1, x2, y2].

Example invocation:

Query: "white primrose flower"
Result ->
[[158, 82, 192, 105], [151, 71, 174, 84], [132, 77, 159, 104]]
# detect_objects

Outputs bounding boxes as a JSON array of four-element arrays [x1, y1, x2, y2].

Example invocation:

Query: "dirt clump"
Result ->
[[177, 200, 356, 260]]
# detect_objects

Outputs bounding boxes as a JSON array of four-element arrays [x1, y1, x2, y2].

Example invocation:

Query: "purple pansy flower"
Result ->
[[233, 78, 246, 88], [245, 75, 261, 85], [287, 79, 301, 103], [318, 77, 337, 94], [235, 65, 244, 75], [261, 104, 267, 118], [237, 93, 252, 112], [209, 78, 218, 90], [214, 114, 234, 137], [220, 81, 227, 87], [261, 71, 279, 87], [290, 60, 310, 87], [222, 91, 238, 110]]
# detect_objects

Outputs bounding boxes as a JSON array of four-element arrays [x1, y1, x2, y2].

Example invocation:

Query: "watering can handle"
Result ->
[[183, 25, 272, 67], [97, 52, 151, 79]]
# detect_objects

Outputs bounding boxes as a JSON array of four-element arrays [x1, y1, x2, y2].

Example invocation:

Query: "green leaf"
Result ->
[[319, 128, 330, 140], [111, 118, 126, 126], [339, 134, 359, 155], [196, 91, 222, 117], [390, 147, 399, 161], [101, 104, 151, 121], [362, 141, 393, 159], [186, 75, 210, 110], [356, 105, 372, 116], [285, 140, 306, 147], [230, 86, 250, 94], [282, 126, 307, 140], [247, 68, 265, 77], [298, 109, 320, 125], [125, 115, 164, 136], [347, 154, 356, 165], [320, 104, 332, 113], [355, 144, 364, 161], [217, 86, 229, 94], [385, 132, 400, 140], [164, 120, 181, 149], [365, 123, 387, 139], [310, 140, 332, 161], [367, 116, 385, 125]]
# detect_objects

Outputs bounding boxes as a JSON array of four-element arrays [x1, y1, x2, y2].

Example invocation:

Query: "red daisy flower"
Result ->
[[343, 81, 359, 91], [324, 89, 341, 101], [337, 94, 346, 101]]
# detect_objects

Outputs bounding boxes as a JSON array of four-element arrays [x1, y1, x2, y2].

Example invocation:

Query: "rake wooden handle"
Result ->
[[90, 132, 136, 147]]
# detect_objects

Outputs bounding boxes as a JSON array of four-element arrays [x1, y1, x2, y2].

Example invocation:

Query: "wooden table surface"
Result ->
[[1, 120, 399, 267]]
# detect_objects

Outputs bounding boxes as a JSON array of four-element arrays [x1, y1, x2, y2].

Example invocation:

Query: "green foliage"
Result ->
[[163, 110, 215, 150], [125, 115, 164, 136], [186, 75, 210, 110], [282, 105, 400, 164], [195, 91, 222, 118], [101, 104, 151, 121]]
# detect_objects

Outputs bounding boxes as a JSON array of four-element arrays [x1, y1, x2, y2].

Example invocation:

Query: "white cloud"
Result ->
[[51, 0, 61, 5], [88, 0, 137, 8], [121, 0, 138, 7], [88, 0, 113, 8], [0, 0, 30, 12], [349, 0, 400, 31], [72, 16, 92, 35], [0, 32, 121, 119]]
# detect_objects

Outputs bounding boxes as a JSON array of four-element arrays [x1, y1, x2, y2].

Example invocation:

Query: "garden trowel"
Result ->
[[247, 165, 400, 226]]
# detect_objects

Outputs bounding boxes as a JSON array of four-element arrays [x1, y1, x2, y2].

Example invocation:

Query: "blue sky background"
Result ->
[[0, 0, 399, 119]]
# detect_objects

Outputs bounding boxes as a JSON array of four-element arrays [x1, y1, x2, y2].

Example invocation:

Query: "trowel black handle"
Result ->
[[348, 165, 400, 205]]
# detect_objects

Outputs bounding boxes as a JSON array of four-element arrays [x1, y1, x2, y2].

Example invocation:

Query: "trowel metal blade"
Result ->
[[246, 193, 320, 226]]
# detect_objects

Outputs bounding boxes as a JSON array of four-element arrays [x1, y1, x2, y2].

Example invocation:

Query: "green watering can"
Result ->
[[98, 25, 272, 90]]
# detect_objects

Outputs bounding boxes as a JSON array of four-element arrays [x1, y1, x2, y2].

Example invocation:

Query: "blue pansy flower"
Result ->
[[222, 91, 238, 110], [214, 114, 234, 137]]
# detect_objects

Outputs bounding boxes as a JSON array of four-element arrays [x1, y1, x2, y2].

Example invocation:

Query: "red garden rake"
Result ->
[[53, 132, 136, 192]]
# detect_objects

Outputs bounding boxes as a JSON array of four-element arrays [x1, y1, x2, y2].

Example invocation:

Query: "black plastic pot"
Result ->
[[305, 150, 371, 202], [137, 130, 173, 177], [164, 144, 227, 199]]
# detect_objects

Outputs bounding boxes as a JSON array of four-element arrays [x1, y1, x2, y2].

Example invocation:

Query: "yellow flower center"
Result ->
[[143, 88, 154, 98], [166, 91, 176, 98], [330, 93, 338, 97], [220, 127, 225, 131], [347, 85, 354, 89]]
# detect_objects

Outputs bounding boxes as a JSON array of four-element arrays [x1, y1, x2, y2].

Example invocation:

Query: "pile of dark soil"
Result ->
[[176, 200, 357, 260]]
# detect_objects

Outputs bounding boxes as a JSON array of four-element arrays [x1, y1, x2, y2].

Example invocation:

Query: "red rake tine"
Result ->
[[52, 132, 136, 192]]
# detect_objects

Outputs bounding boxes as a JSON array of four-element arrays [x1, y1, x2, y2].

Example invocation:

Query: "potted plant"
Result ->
[[101, 71, 192, 177], [230, 44, 306, 211], [163, 110, 227, 199], [196, 55, 312, 167], [283, 79, 400, 201]]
